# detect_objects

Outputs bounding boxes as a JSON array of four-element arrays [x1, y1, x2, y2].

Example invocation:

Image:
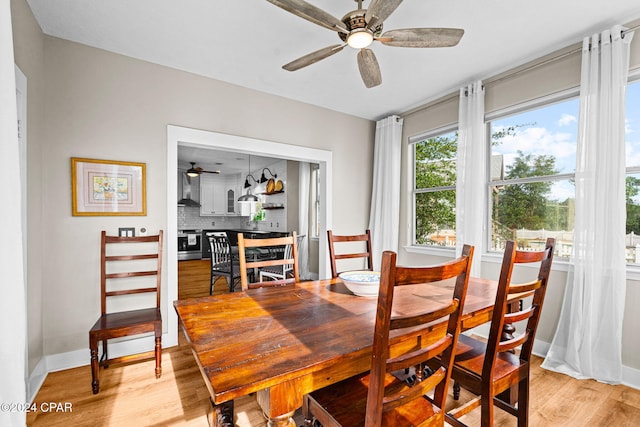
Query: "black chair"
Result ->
[[207, 232, 244, 293]]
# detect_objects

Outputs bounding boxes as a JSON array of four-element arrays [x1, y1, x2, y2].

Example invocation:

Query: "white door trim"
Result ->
[[165, 125, 333, 347]]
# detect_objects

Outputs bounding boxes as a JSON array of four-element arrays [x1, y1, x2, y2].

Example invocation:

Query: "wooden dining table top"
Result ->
[[174, 276, 503, 424]]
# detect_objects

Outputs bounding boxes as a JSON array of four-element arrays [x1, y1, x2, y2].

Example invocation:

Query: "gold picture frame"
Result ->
[[71, 157, 146, 216]]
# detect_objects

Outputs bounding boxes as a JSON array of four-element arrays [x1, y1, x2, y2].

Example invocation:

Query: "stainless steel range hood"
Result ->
[[177, 172, 201, 207]]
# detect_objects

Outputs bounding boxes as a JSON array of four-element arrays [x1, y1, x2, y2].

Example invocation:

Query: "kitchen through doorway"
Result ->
[[166, 125, 333, 348]]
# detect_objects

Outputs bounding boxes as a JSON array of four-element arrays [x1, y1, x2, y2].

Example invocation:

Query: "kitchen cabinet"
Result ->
[[225, 176, 238, 215], [200, 175, 227, 215], [200, 174, 240, 216]]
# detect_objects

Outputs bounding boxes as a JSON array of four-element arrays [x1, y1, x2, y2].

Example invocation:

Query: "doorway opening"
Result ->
[[166, 125, 333, 347]]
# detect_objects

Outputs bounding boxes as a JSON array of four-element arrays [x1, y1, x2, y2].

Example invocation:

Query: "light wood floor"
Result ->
[[27, 260, 640, 426]]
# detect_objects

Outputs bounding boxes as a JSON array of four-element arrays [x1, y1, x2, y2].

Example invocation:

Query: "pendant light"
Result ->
[[238, 155, 259, 202]]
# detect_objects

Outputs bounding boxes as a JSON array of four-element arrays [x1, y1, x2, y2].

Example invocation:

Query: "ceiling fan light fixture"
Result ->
[[347, 29, 373, 49], [186, 161, 200, 177]]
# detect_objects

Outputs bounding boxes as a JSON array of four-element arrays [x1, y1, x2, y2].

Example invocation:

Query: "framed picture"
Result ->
[[71, 158, 146, 216]]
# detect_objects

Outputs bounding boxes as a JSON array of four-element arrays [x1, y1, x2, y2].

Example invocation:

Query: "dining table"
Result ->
[[174, 276, 512, 427]]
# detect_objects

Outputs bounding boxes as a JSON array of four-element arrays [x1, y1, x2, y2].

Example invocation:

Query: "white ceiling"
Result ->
[[177, 146, 281, 175], [25, 0, 640, 121]]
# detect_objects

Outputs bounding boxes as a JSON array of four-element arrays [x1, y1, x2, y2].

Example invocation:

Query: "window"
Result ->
[[625, 80, 640, 264], [412, 128, 458, 247], [488, 96, 578, 257]]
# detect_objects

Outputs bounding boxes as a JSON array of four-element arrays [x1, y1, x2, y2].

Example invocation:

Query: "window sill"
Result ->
[[404, 245, 572, 272], [404, 245, 455, 257], [405, 245, 640, 280]]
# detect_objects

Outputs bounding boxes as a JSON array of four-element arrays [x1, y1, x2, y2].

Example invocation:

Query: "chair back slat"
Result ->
[[327, 229, 373, 278], [497, 332, 530, 353], [100, 230, 163, 315]]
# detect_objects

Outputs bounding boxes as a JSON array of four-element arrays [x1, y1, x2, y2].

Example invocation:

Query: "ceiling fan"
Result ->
[[185, 162, 220, 177], [267, 0, 464, 88]]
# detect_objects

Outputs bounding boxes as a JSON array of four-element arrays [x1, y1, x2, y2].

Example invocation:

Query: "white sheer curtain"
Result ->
[[542, 26, 633, 384], [1, 0, 28, 424], [456, 81, 485, 276], [298, 162, 310, 280], [369, 115, 403, 270]]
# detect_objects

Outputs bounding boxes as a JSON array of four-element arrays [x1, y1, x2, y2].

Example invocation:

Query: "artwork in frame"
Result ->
[[71, 157, 146, 216]]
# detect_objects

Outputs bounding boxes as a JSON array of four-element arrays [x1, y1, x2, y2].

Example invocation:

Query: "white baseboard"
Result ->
[[27, 332, 172, 401], [622, 364, 640, 390], [27, 358, 47, 403], [462, 333, 640, 391]]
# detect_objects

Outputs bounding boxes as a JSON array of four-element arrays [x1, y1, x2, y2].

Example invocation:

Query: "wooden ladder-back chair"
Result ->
[[89, 230, 164, 394], [327, 229, 373, 278], [238, 231, 299, 291], [303, 245, 474, 427], [207, 231, 243, 293], [446, 238, 555, 427]]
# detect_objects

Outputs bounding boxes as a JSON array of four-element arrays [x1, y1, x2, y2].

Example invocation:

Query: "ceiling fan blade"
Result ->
[[365, 0, 404, 26], [188, 162, 220, 175], [379, 28, 464, 47], [357, 48, 382, 88], [283, 44, 346, 71], [266, 0, 348, 34]]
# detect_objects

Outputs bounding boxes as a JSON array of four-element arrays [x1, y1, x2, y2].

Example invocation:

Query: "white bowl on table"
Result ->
[[339, 270, 381, 297]]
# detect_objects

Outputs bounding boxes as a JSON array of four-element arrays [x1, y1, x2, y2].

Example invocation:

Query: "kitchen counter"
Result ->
[[200, 229, 291, 259]]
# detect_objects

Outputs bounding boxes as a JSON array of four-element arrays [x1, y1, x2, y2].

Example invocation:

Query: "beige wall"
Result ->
[[13, 0, 374, 366], [398, 20, 640, 372]]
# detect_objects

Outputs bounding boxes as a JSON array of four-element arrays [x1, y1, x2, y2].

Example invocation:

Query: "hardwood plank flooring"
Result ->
[[27, 260, 640, 426]]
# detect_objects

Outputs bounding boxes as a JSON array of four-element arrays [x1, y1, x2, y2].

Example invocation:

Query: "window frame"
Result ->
[[409, 124, 459, 254], [484, 88, 579, 258], [624, 74, 640, 267]]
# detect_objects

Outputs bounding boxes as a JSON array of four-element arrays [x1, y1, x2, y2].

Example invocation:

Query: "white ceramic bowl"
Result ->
[[339, 270, 381, 297]]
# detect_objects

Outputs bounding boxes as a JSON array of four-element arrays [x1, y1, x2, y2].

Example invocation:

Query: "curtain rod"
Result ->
[[402, 23, 640, 116], [485, 24, 639, 88]]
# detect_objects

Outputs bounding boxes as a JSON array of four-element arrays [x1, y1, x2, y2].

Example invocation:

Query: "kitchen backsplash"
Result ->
[[178, 205, 287, 232]]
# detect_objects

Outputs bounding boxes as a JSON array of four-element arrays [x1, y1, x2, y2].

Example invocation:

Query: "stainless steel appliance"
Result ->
[[177, 229, 202, 260]]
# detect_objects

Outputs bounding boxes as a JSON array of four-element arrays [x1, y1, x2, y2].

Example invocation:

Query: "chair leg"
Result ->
[[481, 390, 494, 427], [102, 339, 109, 368], [90, 336, 100, 394], [302, 395, 314, 427], [154, 334, 162, 378], [453, 380, 461, 400], [518, 376, 529, 427]]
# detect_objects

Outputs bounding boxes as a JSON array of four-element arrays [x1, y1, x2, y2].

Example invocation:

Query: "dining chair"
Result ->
[[238, 231, 299, 290], [446, 238, 555, 427], [258, 236, 295, 282], [89, 230, 163, 394], [207, 231, 244, 293], [327, 229, 374, 278], [303, 245, 474, 427]]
